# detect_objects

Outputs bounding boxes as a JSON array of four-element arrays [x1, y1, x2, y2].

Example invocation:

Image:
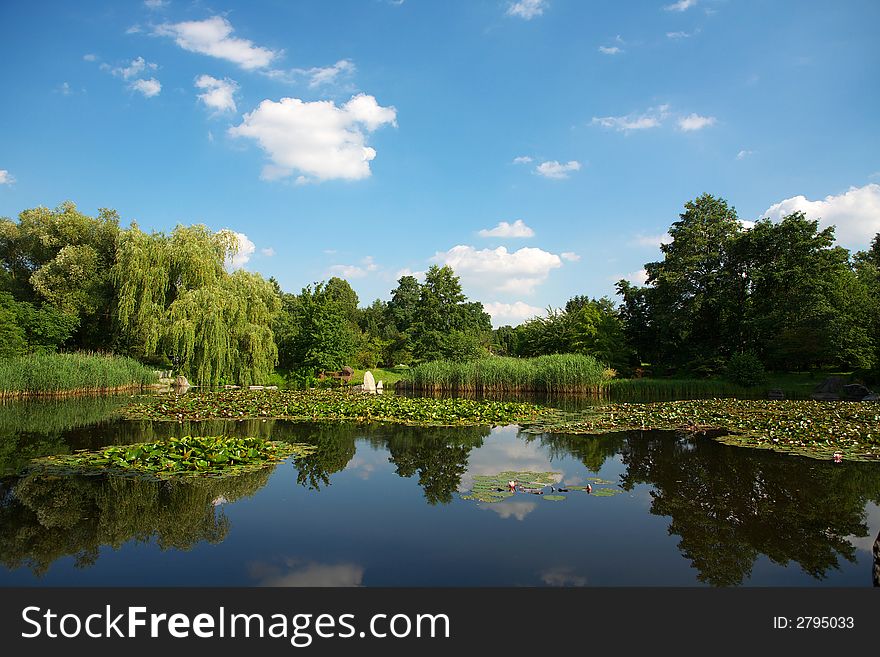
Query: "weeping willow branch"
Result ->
[[112, 224, 279, 386]]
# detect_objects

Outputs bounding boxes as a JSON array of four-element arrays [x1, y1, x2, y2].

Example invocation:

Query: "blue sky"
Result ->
[[1, 0, 879, 326]]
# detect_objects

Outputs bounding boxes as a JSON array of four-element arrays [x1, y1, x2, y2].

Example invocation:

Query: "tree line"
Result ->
[[2, 196, 878, 385]]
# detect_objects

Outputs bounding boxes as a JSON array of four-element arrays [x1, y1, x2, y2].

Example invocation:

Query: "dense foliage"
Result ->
[[617, 194, 880, 377]]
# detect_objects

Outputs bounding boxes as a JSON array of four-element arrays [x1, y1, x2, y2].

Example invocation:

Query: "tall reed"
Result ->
[[400, 354, 608, 393], [0, 352, 156, 398]]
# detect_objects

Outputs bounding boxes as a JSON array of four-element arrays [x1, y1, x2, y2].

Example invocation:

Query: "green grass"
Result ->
[[399, 354, 609, 393], [0, 351, 156, 398], [351, 367, 408, 387]]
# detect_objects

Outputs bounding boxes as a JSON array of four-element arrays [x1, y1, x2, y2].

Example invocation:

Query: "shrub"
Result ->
[[724, 352, 767, 387]]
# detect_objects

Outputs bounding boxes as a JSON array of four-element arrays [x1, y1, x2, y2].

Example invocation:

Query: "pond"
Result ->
[[1, 395, 878, 587]]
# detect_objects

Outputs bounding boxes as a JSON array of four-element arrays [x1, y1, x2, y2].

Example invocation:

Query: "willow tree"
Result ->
[[113, 224, 280, 386]]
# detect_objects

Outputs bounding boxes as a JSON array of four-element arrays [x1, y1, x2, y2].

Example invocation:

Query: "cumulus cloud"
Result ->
[[394, 267, 426, 281], [592, 104, 670, 132], [760, 183, 880, 250], [0, 170, 15, 185], [221, 231, 256, 270], [144, 0, 168, 8], [512, 155, 533, 164], [507, 0, 547, 20], [632, 233, 673, 248], [678, 113, 716, 131], [229, 94, 397, 182], [155, 16, 279, 70], [107, 56, 158, 80], [260, 247, 275, 257], [130, 78, 162, 97], [598, 46, 623, 55], [622, 269, 649, 285], [83, 53, 98, 62], [479, 219, 535, 238], [431, 245, 564, 295], [665, 0, 698, 10], [560, 251, 580, 262], [195, 74, 238, 113], [736, 149, 754, 160], [535, 160, 581, 179], [483, 301, 544, 327], [329, 256, 380, 279], [299, 59, 356, 88]]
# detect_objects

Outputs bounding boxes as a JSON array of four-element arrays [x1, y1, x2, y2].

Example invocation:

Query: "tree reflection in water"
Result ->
[[612, 430, 880, 586], [0, 467, 271, 576]]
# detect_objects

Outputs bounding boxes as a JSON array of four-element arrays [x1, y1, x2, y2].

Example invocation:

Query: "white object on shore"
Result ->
[[363, 370, 376, 393]]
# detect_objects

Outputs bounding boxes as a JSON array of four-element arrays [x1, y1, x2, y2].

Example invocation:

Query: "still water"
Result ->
[[1, 395, 878, 587]]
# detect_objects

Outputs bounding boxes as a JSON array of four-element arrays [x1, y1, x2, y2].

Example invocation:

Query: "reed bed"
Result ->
[[399, 355, 609, 393], [601, 378, 758, 401], [0, 352, 156, 398]]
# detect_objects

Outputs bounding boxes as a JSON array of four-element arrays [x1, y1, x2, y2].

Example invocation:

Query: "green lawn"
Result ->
[[351, 367, 408, 387]]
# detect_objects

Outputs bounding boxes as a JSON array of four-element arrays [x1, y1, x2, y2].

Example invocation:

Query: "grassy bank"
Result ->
[[398, 354, 609, 393], [0, 352, 156, 398]]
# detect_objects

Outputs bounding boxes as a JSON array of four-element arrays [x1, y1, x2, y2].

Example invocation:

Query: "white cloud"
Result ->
[[761, 183, 880, 250], [869, 172, 880, 180], [110, 56, 158, 80], [394, 267, 426, 281], [0, 170, 15, 185], [666, 30, 692, 39], [512, 155, 533, 164], [598, 46, 623, 55], [678, 113, 716, 131], [195, 74, 238, 113], [130, 78, 161, 97], [479, 219, 535, 238], [58, 82, 72, 95], [665, 0, 697, 11], [736, 149, 754, 160], [591, 104, 670, 132], [560, 251, 580, 262], [535, 160, 581, 179], [624, 269, 649, 285], [299, 59, 356, 88], [633, 233, 673, 248], [260, 247, 275, 257], [222, 231, 256, 270], [83, 53, 98, 62], [484, 301, 544, 327], [229, 94, 397, 182], [144, 0, 168, 8], [155, 16, 279, 70], [329, 256, 379, 279], [507, 0, 547, 20], [431, 245, 564, 295], [126, 25, 143, 35], [739, 219, 756, 230]]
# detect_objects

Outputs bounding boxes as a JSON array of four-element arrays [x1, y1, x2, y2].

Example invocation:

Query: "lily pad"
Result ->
[[543, 495, 566, 501]]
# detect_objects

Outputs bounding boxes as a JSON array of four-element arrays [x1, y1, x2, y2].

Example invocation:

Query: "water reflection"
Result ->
[[615, 431, 880, 586], [1, 394, 879, 586], [0, 468, 270, 576]]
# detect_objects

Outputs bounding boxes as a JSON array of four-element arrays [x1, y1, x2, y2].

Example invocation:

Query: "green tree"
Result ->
[[113, 224, 280, 386], [0, 202, 119, 349], [644, 194, 744, 374]]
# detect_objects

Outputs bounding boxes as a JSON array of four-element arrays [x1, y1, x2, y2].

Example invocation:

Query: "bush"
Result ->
[[724, 352, 767, 387]]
